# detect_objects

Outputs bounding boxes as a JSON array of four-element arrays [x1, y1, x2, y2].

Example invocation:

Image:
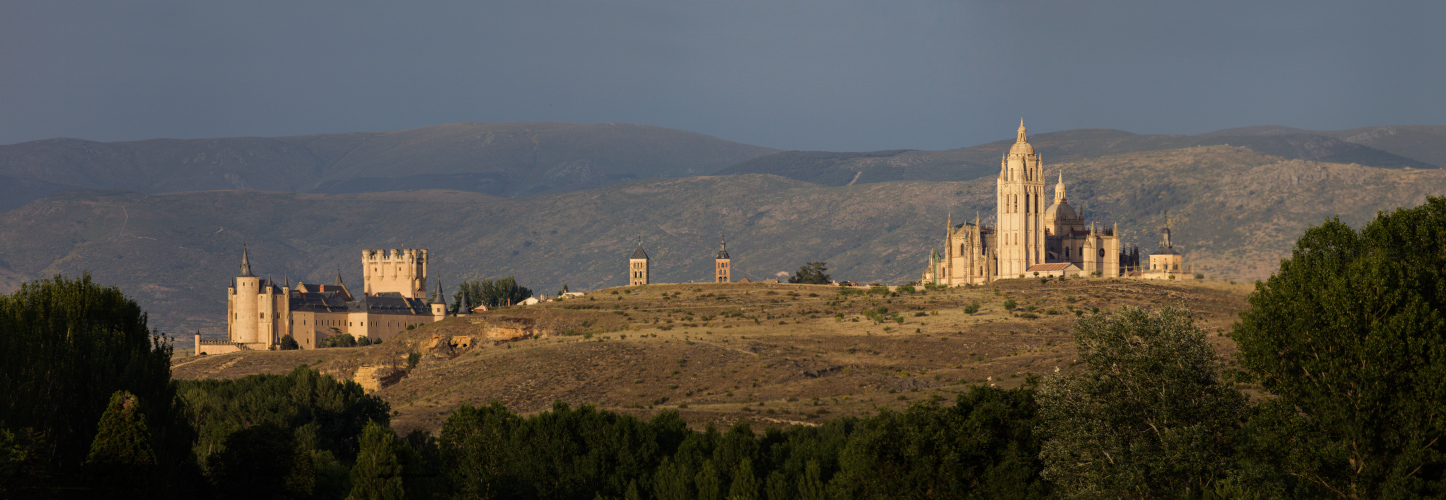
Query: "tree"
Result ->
[[0, 274, 180, 487], [727, 458, 758, 500], [455, 276, 534, 309], [1038, 306, 1246, 498], [1232, 197, 1446, 498], [85, 390, 156, 493], [209, 423, 299, 500], [788, 262, 831, 285], [280, 334, 300, 350], [348, 420, 404, 500]]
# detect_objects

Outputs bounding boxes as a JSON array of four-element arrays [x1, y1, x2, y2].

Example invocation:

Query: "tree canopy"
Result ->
[[1233, 196, 1446, 498], [454, 276, 534, 310], [787, 262, 831, 285]]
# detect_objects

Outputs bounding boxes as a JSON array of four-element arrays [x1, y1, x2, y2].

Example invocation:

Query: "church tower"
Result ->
[[997, 120, 1047, 277], [714, 233, 731, 283], [629, 238, 650, 286]]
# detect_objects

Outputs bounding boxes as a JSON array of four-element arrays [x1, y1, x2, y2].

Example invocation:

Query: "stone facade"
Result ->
[[922, 121, 1121, 285], [715, 234, 731, 283], [1142, 215, 1189, 280], [214, 247, 447, 353], [629, 241, 650, 286]]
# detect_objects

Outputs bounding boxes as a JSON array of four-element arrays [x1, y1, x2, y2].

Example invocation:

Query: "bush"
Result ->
[[326, 333, 357, 348], [1002, 299, 1017, 311], [895, 285, 916, 294], [279, 334, 300, 350], [964, 301, 981, 314], [788, 262, 832, 284]]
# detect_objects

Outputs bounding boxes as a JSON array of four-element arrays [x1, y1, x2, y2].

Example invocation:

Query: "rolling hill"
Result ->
[[0, 122, 779, 211], [719, 127, 1443, 186], [2, 145, 1441, 339]]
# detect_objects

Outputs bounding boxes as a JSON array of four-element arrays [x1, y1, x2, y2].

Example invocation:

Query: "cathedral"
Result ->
[[199, 247, 447, 354], [921, 121, 1120, 285]]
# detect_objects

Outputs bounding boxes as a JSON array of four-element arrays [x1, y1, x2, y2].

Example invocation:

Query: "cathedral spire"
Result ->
[[1054, 170, 1067, 203], [1017, 119, 1027, 143], [239, 245, 255, 277]]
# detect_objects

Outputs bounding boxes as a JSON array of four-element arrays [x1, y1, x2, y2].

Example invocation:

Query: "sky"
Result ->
[[1, 1, 1443, 151]]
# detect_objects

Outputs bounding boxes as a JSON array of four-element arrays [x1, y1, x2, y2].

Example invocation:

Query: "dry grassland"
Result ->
[[173, 279, 1253, 434]]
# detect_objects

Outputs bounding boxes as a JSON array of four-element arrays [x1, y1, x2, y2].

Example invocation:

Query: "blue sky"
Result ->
[[2, 1, 1442, 150]]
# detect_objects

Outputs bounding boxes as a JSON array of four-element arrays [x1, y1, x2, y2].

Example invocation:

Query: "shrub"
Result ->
[[1003, 299, 1017, 311], [964, 302, 981, 314]]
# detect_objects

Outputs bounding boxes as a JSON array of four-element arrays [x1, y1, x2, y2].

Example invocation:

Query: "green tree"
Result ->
[[280, 334, 300, 350], [0, 274, 183, 489], [455, 276, 534, 309], [1232, 197, 1446, 498], [695, 459, 721, 500], [347, 420, 404, 500], [439, 402, 521, 500], [797, 460, 826, 500], [727, 458, 758, 500], [652, 457, 692, 500], [85, 390, 157, 493], [209, 423, 299, 500], [787, 262, 831, 285], [1038, 306, 1246, 498]]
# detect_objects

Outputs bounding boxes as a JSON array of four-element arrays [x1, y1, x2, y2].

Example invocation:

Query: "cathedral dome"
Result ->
[[1044, 200, 1077, 221], [1008, 119, 1034, 156]]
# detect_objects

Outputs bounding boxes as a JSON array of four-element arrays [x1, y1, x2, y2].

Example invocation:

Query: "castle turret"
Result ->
[[430, 279, 447, 319], [231, 246, 261, 344]]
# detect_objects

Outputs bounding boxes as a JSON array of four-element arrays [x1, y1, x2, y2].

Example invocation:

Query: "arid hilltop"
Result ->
[[172, 279, 1252, 433]]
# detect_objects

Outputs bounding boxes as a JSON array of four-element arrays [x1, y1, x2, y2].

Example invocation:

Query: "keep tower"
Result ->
[[997, 120, 1047, 277]]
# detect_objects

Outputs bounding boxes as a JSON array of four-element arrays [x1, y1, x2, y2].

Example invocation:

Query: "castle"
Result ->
[[922, 121, 1121, 285], [198, 247, 447, 354]]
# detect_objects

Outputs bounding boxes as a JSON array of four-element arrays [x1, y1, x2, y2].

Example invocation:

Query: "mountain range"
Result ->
[[0, 121, 1443, 339]]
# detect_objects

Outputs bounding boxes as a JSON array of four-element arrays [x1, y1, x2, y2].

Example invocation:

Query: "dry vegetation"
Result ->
[[173, 279, 1252, 434]]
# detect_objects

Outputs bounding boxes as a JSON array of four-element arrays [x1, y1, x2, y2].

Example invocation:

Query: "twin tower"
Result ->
[[628, 235, 732, 286]]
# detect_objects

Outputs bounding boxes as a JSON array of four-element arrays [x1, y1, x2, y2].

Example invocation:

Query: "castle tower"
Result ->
[[997, 120, 1047, 277], [430, 279, 448, 319], [229, 245, 261, 344], [362, 248, 428, 299], [714, 233, 731, 283], [629, 238, 650, 286]]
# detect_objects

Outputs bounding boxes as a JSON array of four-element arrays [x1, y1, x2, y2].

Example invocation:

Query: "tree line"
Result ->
[[2, 196, 1445, 498]]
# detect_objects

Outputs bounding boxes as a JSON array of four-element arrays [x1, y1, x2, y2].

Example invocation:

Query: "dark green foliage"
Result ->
[[829, 387, 1048, 499], [280, 334, 301, 350], [85, 390, 157, 492], [357, 336, 373, 347], [455, 276, 534, 310], [964, 301, 981, 314], [787, 262, 831, 285], [327, 333, 358, 348], [398, 430, 443, 500], [177, 366, 390, 473], [347, 420, 404, 500], [208, 423, 308, 500], [1232, 196, 1446, 498], [1039, 306, 1246, 498], [1002, 298, 1017, 310], [0, 274, 184, 490]]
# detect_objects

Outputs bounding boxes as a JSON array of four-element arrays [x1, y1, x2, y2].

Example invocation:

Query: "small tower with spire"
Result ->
[[629, 235, 650, 286], [430, 278, 448, 319], [714, 232, 731, 283]]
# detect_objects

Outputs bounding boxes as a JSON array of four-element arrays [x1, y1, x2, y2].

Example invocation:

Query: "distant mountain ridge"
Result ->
[[719, 126, 1444, 186], [0, 122, 779, 211], [2, 145, 1442, 338]]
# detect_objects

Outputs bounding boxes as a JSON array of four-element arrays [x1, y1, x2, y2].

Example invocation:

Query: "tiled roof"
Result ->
[[1027, 262, 1078, 272]]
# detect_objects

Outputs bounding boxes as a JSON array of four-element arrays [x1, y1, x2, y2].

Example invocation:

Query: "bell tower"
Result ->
[[714, 233, 731, 283], [629, 236, 650, 286], [996, 120, 1047, 277]]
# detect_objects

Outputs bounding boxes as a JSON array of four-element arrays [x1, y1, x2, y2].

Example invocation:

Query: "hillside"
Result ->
[[0, 122, 778, 211], [720, 127, 1440, 186], [171, 279, 1254, 433], [1, 145, 1441, 339]]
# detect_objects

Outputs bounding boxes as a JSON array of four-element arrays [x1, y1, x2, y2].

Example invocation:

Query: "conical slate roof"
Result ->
[[631, 244, 649, 260], [238, 245, 255, 277], [431, 279, 445, 305]]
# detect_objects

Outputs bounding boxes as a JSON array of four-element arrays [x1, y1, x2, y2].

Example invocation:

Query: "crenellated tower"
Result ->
[[362, 248, 428, 299]]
